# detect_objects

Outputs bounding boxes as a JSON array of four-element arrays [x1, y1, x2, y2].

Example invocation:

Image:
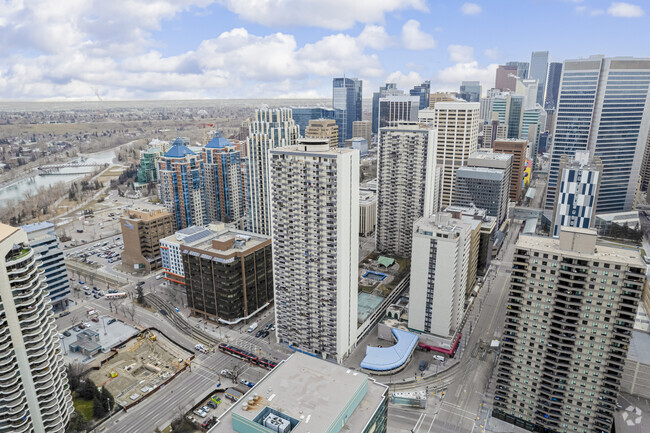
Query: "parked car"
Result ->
[[72, 326, 81, 332], [63, 331, 71, 337], [93, 294, 100, 299], [107, 319, 117, 325], [240, 379, 255, 388], [91, 317, 100, 322], [255, 330, 263, 338], [59, 334, 65, 339], [207, 400, 217, 409], [265, 323, 274, 331], [59, 311, 70, 318], [201, 416, 217, 429], [193, 409, 207, 418], [419, 361, 428, 371], [260, 330, 269, 338]]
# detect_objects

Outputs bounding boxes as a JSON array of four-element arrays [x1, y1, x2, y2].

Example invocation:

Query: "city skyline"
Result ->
[[0, 1, 648, 101]]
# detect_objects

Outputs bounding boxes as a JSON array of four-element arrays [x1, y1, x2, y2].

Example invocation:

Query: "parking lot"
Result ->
[[186, 387, 241, 431], [65, 237, 123, 268]]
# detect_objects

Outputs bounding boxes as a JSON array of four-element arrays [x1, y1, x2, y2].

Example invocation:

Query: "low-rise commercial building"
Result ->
[[345, 137, 368, 156], [160, 225, 218, 285], [182, 228, 272, 324], [120, 205, 175, 273], [210, 352, 388, 433]]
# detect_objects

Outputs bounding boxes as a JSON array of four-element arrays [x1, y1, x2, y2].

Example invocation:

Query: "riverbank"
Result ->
[[0, 140, 138, 203]]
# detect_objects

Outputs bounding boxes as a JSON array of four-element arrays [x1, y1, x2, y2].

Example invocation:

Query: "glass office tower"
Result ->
[[333, 77, 362, 145]]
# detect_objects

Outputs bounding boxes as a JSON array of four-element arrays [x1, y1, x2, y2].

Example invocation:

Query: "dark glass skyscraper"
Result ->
[[291, 107, 335, 135], [544, 62, 562, 110], [529, 51, 549, 106], [459, 81, 482, 102], [410, 80, 431, 109], [506, 95, 524, 139], [372, 82, 397, 134], [333, 77, 362, 145]]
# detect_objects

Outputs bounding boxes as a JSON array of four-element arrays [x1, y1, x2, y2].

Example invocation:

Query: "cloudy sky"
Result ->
[[0, 0, 648, 101]]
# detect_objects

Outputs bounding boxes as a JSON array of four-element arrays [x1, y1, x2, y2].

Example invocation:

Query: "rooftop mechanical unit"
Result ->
[[263, 413, 291, 433]]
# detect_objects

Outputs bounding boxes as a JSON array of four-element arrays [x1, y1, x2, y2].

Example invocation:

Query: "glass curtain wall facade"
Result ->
[[545, 57, 650, 213], [333, 77, 362, 145]]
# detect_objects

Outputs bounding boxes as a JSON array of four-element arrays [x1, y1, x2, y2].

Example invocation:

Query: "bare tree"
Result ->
[[66, 361, 86, 392], [125, 303, 136, 321], [231, 363, 245, 383]]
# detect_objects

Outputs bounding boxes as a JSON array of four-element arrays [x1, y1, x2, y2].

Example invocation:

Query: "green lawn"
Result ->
[[73, 398, 94, 420]]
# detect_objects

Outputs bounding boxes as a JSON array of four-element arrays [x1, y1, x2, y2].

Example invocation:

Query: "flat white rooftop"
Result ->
[[210, 353, 387, 433]]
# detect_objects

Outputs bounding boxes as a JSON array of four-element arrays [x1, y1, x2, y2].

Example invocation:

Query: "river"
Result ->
[[0, 147, 119, 203]]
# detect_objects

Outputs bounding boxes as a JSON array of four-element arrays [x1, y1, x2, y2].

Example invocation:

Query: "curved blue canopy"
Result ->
[[360, 328, 418, 371]]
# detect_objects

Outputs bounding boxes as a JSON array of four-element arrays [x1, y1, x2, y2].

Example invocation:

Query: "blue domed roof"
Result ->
[[206, 133, 232, 149], [164, 144, 196, 158]]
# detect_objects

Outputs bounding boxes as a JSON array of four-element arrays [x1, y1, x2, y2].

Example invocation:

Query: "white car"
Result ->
[[193, 409, 207, 418], [83, 322, 91, 328]]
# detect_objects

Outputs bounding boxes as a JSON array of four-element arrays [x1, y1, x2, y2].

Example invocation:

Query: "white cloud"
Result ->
[[385, 70, 426, 90], [401, 19, 436, 50], [575, 5, 587, 13], [436, 61, 498, 94], [590, 9, 605, 15], [218, 0, 428, 30], [607, 2, 644, 17], [460, 3, 482, 15], [0, 19, 387, 100], [448, 45, 474, 63], [357, 25, 394, 50], [483, 47, 501, 60]]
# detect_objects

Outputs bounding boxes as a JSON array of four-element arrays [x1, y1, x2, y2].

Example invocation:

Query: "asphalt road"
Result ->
[[429, 227, 518, 433], [67, 295, 283, 433], [386, 226, 519, 433]]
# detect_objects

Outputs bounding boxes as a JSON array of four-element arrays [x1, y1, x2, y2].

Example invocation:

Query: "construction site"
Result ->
[[88, 329, 192, 408]]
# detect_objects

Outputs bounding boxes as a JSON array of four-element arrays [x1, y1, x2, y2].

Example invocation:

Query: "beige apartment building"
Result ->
[[429, 92, 457, 109], [432, 102, 481, 208], [305, 118, 339, 148], [493, 227, 646, 433], [120, 205, 174, 273]]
